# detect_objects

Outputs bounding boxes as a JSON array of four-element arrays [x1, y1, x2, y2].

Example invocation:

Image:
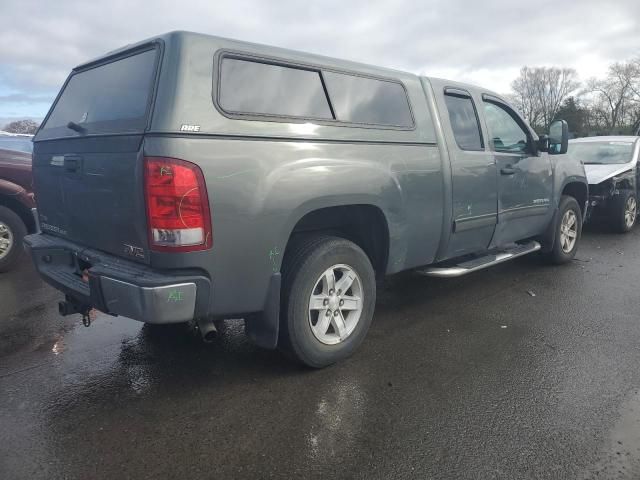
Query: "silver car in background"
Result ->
[[569, 136, 640, 232]]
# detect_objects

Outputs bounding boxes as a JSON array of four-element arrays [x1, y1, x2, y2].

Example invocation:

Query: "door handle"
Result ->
[[500, 166, 516, 175], [64, 156, 82, 173]]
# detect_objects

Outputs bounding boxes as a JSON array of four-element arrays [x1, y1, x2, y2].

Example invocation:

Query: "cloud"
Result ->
[[0, 93, 55, 104], [1, 0, 639, 117]]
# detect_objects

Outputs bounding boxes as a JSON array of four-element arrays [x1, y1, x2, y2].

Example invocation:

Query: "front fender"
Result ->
[[610, 169, 636, 192], [551, 154, 588, 208], [538, 155, 588, 252]]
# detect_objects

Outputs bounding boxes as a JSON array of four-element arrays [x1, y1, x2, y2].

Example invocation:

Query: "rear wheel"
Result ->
[[279, 235, 376, 368], [544, 195, 582, 265], [610, 191, 637, 233], [0, 206, 27, 272]]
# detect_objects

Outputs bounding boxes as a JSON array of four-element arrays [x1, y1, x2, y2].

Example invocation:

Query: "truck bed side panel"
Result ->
[[143, 136, 443, 314]]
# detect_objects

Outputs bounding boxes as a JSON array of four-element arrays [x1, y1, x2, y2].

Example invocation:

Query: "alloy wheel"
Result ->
[[625, 196, 637, 228], [0, 222, 14, 260], [559, 209, 578, 253], [308, 264, 363, 345]]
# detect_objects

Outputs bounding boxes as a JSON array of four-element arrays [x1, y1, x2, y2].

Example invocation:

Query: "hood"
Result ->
[[585, 163, 634, 185], [0, 148, 32, 193], [0, 148, 32, 166]]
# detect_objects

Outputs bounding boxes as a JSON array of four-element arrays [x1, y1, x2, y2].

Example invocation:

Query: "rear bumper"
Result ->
[[24, 233, 211, 324]]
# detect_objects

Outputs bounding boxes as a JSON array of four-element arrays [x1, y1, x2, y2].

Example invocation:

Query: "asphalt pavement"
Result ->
[[2, 225, 640, 479]]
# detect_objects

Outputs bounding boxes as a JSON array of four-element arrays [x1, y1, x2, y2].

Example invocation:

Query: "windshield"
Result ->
[[0, 136, 33, 154], [569, 141, 635, 165], [37, 47, 158, 140]]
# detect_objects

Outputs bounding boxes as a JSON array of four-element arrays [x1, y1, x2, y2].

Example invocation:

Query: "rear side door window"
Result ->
[[444, 93, 483, 151]]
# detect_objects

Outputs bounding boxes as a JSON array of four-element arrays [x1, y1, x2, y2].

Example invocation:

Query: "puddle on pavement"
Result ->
[[1, 311, 144, 376], [306, 376, 367, 463], [587, 390, 640, 478], [50, 338, 66, 355]]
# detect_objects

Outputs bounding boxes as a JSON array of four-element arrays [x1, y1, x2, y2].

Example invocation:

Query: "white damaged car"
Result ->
[[569, 136, 640, 233]]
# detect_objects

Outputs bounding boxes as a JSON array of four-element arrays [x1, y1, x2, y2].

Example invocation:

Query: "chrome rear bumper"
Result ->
[[24, 233, 210, 324]]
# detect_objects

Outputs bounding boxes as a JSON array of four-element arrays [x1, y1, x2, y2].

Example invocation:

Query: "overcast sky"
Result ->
[[1, 0, 639, 120]]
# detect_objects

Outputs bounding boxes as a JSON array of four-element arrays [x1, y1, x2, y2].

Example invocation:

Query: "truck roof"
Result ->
[[76, 30, 496, 97], [44, 30, 514, 146]]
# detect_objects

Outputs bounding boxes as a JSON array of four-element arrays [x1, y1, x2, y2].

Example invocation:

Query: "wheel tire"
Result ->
[[545, 195, 582, 265], [279, 235, 376, 368], [610, 191, 637, 233], [0, 206, 27, 273]]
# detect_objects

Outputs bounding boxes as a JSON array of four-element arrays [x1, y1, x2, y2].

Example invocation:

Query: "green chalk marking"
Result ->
[[214, 169, 258, 180], [269, 246, 281, 272], [167, 290, 183, 302]]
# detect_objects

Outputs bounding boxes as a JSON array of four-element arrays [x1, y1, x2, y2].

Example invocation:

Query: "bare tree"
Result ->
[[510, 67, 543, 129], [3, 119, 40, 135], [536, 68, 580, 128], [626, 57, 640, 134], [584, 60, 640, 131], [511, 66, 579, 131]]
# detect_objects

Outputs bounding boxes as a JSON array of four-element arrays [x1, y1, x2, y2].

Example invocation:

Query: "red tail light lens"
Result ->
[[144, 156, 212, 252]]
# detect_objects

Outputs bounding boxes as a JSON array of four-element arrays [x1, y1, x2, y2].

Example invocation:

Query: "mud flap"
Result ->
[[539, 206, 560, 253], [245, 273, 281, 349]]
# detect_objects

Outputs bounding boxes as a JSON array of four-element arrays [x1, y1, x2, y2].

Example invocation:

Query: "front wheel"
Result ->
[[544, 195, 582, 265], [279, 236, 376, 368], [610, 191, 637, 233]]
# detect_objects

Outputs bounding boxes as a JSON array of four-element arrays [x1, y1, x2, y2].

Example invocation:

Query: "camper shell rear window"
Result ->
[[216, 54, 414, 129], [38, 46, 160, 140]]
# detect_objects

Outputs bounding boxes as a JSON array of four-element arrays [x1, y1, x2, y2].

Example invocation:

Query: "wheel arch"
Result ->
[[561, 180, 588, 217], [539, 181, 587, 253], [247, 202, 390, 351], [0, 193, 35, 233], [282, 202, 391, 277]]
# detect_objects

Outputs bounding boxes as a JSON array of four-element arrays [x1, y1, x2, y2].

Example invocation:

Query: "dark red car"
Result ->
[[0, 135, 36, 271]]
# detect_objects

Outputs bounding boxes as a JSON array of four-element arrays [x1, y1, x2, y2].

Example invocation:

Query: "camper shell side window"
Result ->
[[214, 52, 415, 130]]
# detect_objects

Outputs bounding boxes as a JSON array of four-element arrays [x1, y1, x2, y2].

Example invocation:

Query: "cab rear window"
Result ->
[[38, 48, 158, 139]]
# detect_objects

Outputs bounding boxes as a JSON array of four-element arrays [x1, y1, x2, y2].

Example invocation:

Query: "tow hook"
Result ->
[[81, 311, 92, 327], [58, 296, 93, 327]]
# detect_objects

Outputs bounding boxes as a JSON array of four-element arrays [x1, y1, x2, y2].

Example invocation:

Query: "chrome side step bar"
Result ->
[[416, 241, 541, 278]]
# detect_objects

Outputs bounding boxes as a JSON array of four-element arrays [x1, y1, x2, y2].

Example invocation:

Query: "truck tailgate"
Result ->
[[32, 136, 150, 264]]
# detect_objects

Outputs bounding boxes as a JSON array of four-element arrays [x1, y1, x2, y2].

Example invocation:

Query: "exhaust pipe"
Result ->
[[197, 318, 218, 343]]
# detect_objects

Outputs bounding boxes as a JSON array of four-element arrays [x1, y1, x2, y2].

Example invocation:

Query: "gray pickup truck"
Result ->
[[25, 31, 588, 367]]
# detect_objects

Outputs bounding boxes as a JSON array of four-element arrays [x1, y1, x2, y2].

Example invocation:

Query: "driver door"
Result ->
[[482, 96, 553, 246]]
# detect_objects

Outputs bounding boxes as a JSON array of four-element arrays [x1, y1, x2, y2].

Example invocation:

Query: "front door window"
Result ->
[[483, 102, 529, 154]]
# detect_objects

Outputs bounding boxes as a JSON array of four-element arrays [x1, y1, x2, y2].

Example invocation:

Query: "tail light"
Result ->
[[144, 156, 212, 252]]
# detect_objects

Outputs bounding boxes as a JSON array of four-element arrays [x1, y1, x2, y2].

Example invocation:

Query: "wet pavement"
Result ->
[[2, 227, 640, 479]]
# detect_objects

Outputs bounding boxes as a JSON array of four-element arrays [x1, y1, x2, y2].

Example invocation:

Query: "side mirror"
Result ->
[[548, 120, 569, 154], [537, 134, 549, 153]]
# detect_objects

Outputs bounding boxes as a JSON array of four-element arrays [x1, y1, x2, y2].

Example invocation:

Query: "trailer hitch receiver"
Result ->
[[58, 296, 93, 327]]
